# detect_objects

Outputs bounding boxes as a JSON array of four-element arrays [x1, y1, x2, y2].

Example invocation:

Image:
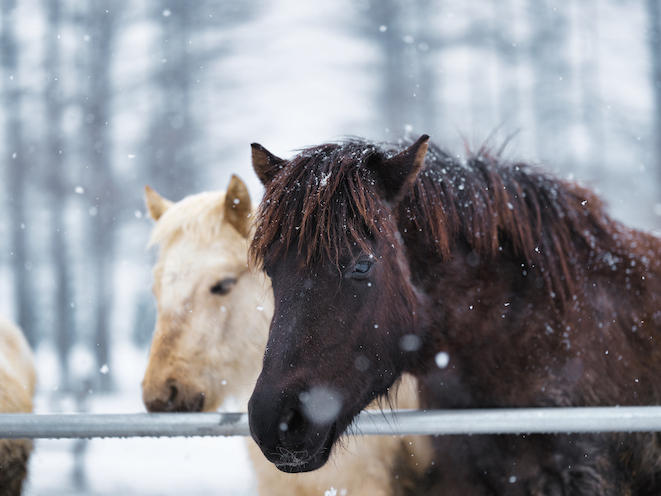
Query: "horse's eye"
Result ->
[[350, 259, 373, 279], [210, 278, 237, 295]]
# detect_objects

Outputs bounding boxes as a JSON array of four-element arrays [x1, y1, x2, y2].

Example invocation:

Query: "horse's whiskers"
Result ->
[[272, 446, 310, 466]]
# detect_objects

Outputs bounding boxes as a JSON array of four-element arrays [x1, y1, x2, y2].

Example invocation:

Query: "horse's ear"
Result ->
[[377, 134, 430, 203], [224, 174, 252, 238], [144, 185, 173, 221], [251, 143, 285, 185]]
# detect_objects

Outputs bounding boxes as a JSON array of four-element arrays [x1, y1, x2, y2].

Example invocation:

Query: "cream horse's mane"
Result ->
[[148, 191, 237, 249]]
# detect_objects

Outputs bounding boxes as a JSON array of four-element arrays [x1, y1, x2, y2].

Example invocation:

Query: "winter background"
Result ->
[[1, 0, 660, 494]]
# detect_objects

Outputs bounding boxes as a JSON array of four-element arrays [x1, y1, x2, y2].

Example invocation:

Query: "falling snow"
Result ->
[[435, 351, 450, 369], [400, 334, 422, 352], [300, 386, 342, 425]]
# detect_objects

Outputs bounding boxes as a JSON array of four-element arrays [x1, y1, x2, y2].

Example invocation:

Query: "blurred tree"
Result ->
[[414, 0, 439, 136], [362, 0, 439, 139], [577, 0, 605, 177], [527, 0, 573, 169], [44, 0, 75, 391], [370, 0, 416, 137], [1, 0, 37, 346], [648, 0, 661, 195], [493, 0, 522, 133], [146, 2, 198, 199], [79, 2, 121, 391]]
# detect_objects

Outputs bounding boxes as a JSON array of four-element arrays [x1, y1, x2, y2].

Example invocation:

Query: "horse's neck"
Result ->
[[410, 228, 661, 408], [405, 242, 539, 364], [410, 249, 550, 407]]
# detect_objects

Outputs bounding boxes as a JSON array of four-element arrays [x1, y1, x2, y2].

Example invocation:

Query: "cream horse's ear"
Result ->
[[224, 174, 252, 238], [145, 185, 173, 221]]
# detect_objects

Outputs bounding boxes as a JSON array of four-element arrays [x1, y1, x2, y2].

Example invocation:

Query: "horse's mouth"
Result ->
[[273, 423, 337, 473]]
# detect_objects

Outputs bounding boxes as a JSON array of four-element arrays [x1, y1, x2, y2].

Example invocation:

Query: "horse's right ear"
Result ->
[[145, 186, 173, 221], [251, 143, 285, 185], [224, 174, 252, 238], [376, 134, 430, 204]]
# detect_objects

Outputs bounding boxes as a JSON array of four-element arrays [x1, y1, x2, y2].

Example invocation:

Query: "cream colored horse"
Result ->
[[141, 175, 431, 495], [0, 316, 36, 495]]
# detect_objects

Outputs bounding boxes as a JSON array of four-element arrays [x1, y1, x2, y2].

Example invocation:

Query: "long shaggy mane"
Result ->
[[250, 138, 629, 303]]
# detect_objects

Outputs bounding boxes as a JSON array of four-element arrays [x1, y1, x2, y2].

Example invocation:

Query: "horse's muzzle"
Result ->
[[143, 379, 206, 413], [248, 386, 337, 472]]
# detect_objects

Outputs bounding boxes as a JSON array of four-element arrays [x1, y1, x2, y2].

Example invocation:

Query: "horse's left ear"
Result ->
[[145, 185, 173, 221], [377, 134, 430, 203], [224, 174, 252, 238], [251, 143, 285, 185]]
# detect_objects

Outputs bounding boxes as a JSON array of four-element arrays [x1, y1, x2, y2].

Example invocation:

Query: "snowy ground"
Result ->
[[23, 347, 257, 496], [26, 435, 255, 496]]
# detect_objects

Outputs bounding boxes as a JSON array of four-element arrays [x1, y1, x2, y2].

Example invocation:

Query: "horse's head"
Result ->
[[142, 175, 271, 413], [247, 136, 430, 472]]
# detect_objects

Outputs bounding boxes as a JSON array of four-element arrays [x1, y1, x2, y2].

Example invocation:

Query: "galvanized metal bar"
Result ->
[[356, 407, 661, 436], [2, 407, 661, 439], [0, 412, 250, 439]]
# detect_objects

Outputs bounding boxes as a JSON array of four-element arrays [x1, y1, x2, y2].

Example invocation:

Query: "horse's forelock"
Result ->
[[149, 191, 230, 249], [250, 142, 396, 268]]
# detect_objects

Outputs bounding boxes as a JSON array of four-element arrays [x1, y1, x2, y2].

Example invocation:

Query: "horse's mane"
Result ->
[[149, 191, 229, 248], [250, 138, 626, 303]]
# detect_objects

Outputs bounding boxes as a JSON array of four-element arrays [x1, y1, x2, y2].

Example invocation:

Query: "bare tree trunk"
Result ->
[[44, 0, 75, 391], [371, 0, 416, 138], [495, 0, 522, 133], [81, 3, 118, 391], [647, 0, 661, 198], [1, 0, 36, 346], [147, 1, 196, 199], [414, 0, 438, 136], [574, 0, 605, 179], [528, 0, 573, 169]]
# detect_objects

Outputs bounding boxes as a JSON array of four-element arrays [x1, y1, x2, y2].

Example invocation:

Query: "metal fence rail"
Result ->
[[3, 407, 661, 439]]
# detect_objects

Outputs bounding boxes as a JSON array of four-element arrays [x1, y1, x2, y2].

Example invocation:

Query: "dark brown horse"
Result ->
[[247, 135, 661, 494]]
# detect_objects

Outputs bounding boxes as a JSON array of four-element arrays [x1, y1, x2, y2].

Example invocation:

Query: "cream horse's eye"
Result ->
[[210, 277, 237, 296]]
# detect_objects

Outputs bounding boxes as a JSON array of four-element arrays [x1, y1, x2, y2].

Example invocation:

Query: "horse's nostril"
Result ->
[[168, 384, 178, 403], [279, 406, 305, 443], [192, 392, 205, 412]]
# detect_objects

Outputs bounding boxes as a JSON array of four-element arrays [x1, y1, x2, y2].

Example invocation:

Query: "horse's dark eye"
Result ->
[[355, 261, 371, 273], [210, 278, 237, 295], [350, 259, 373, 279]]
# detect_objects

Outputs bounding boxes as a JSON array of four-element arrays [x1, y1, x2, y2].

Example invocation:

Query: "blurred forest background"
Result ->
[[1, 0, 661, 493]]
